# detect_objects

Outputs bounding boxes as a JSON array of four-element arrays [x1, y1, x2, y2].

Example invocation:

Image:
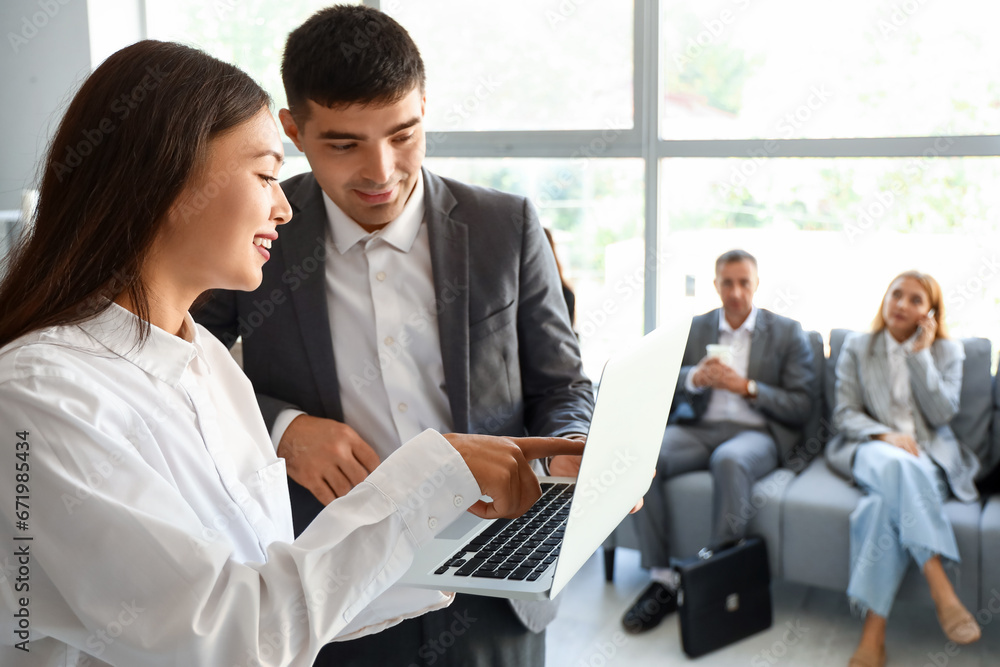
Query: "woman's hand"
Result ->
[[876, 431, 919, 456], [912, 312, 937, 352], [443, 433, 585, 519]]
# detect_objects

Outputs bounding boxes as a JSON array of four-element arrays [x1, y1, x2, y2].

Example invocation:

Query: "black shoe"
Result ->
[[621, 581, 678, 634]]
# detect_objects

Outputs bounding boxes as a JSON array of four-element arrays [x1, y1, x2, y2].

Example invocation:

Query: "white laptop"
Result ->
[[399, 316, 690, 600]]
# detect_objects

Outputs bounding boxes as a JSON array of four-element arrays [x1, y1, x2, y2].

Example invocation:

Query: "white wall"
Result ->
[[0, 0, 92, 211]]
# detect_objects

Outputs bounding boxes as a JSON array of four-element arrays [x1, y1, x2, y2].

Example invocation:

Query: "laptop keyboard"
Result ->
[[432, 482, 574, 582]]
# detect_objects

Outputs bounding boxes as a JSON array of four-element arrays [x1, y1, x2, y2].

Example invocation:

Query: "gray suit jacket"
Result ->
[[825, 332, 980, 503], [670, 308, 815, 463], [194, 168, 595, 632]]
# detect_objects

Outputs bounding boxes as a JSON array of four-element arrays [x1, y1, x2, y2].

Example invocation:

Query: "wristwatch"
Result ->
[[746, 379, 759, 398]]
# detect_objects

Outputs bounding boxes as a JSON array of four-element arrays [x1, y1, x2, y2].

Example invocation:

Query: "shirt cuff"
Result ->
[[365, 429, 481, 549], [271, 408, 307, 452], [684, 370, 705, 394]]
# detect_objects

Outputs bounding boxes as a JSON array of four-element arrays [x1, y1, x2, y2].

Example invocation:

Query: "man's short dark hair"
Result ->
[[714, 249, 758, 275], [281, 5, 426, 121]]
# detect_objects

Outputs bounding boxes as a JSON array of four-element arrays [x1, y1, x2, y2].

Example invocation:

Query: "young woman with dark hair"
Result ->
[[0, 40, 579, 666]]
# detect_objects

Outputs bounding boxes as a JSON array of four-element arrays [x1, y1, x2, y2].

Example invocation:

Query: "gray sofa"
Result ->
[[604, 330, 1000, 613]]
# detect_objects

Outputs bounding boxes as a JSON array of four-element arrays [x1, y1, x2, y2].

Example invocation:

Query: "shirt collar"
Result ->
[[884, 328, 917, 355], [719, 306, 758, 335], [76, 302, 200, 387], [324, 172, 425, 255]]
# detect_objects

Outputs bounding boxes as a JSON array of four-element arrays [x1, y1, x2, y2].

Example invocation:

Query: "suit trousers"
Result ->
[[847, 442, 960, 618], [634, 420, 778, 569], [312, 593, 544, 667]]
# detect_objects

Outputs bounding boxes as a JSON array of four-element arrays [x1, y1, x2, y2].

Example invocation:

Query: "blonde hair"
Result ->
[[871, 270, 949, 341]]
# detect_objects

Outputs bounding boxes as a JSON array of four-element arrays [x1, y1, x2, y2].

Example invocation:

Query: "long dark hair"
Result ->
[[0, 40, 270, 348]]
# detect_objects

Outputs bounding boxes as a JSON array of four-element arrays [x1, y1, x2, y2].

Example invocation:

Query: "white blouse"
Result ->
[[0, 303, 480, 666]]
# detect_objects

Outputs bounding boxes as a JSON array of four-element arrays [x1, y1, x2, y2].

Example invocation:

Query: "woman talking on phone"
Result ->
[[826, 271, 982, 667], [0, 41, 580, 666]]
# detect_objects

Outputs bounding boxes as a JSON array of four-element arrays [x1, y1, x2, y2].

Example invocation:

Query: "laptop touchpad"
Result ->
[[438, 511, 482, 540]]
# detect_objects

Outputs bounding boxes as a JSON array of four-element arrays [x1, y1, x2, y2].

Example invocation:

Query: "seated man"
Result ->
[[622, 249, 814, 633]]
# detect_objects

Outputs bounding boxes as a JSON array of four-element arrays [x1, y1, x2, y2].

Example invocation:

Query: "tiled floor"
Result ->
[[546, 548, 1000, 666]]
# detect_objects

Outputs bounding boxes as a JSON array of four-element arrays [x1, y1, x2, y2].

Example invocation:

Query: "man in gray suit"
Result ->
[[622, 249, 814, 633], [195, 6, 594, 666]]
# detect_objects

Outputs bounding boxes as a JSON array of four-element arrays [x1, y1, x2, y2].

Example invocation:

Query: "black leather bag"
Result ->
[[674, 536, 773, 658]]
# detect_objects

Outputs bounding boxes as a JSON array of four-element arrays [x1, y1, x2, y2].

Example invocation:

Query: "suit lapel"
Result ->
[[282, 176, 344, 420], [864, 333, 893, 426], [747, 309, 768, 381], [424, 170, 471, 432]]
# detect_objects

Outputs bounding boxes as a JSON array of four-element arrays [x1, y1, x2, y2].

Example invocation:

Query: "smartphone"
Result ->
[[917, 308, 936, 337]]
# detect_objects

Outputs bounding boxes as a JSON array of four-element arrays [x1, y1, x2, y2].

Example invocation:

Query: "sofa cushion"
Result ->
[[980, 496, 1000, 610], [782, 458, 980, 610], [952, 337, 992, 469], [826, 329, 851, 425], [987, 357, 1000, 482], [782, 456, 862, 590], [783, 330, 827, 472], [605, 468, 793, 578]]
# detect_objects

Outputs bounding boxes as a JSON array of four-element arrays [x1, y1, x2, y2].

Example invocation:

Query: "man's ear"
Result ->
[[279, 109, 304, 152]]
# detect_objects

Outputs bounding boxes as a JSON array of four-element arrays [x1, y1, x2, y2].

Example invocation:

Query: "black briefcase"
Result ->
[[674, 536, 773, 658]]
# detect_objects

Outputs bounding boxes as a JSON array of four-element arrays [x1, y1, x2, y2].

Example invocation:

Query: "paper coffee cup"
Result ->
[[706, 344, 733, 366]]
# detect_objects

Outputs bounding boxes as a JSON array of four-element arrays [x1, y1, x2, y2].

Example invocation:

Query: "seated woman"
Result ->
[[0, 41, 580, 665], [826, 271, 982, 667]]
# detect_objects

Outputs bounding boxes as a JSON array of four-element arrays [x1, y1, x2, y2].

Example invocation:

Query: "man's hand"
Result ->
[[443, 434, 585, 519], [277, 415, 381, 505], [876, 431, 919, 457], [691, 357, 748, 394]]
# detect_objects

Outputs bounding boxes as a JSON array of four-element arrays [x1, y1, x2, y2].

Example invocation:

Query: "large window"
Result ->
[[140, 0, 1000, 376]]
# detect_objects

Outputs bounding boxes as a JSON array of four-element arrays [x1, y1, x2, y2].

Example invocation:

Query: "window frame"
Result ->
[[148, 0, 1000, 333]]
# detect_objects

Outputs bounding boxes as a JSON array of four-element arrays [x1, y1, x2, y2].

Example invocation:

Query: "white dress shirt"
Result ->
[[0, 303, 480, 666], [884, 329, 919, 441], [271, 174, 453, 460], [686, 307, 767, 427]]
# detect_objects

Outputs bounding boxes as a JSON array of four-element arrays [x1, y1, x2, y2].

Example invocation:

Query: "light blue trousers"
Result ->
[[848, 442, 960, 618]]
